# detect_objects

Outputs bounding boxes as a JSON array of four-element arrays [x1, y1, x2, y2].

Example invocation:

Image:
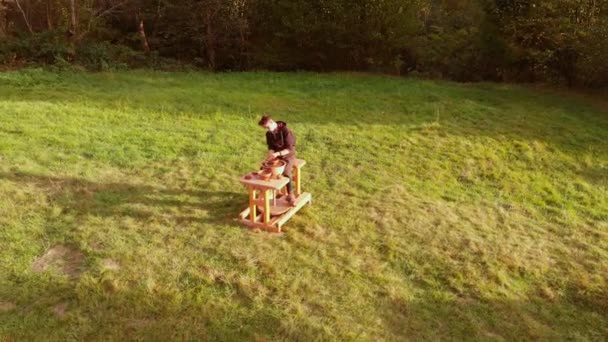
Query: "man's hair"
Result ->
[[258, 115, 272, 126]]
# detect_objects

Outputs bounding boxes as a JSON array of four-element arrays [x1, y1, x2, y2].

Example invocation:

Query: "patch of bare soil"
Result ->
[[32, 245, 85, 278], [0, 301, 16, 312], [102, 258, 120, 271], [53, 302, 68, 319]]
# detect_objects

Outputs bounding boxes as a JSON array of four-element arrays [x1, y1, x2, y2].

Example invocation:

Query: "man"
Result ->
[[258, 114, 297, 206]]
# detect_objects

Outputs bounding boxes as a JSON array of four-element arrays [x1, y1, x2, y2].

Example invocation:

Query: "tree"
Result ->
[[0, 0, 8, 38], [0, 0, 605, 86], [14, 0, 34, 34]]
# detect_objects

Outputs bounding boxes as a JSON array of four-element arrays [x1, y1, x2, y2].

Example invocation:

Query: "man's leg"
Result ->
[[283, 157, 296, 205]]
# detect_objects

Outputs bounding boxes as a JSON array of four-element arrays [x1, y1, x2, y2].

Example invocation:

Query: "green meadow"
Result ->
[[0, 69, 607, 340]]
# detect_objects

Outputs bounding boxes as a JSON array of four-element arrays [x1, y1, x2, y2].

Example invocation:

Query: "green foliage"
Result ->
[[0, 0, 607, 85], [497, 0, 608, 85], [408, 0, 508, 81], [0, 31, 70, 65], [575, 18, 608, 87], [75, 41, 138, 71], [0, 31, 184, 71], [250, 0, 420, 72]]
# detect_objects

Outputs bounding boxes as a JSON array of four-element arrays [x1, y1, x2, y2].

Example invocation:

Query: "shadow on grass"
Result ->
[[379, 294, 608, 340], [0, 171, 244, 227], [0, 170, 289, 339], [0, 271, 285, 340], [576, 166, 608, 187], [3, 271, 607, 340]]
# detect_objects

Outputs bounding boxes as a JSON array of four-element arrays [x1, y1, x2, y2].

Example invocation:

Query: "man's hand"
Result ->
[[266, 150, 278, 160]]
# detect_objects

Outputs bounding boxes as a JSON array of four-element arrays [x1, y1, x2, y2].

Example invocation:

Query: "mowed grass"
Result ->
[[0, 68, 607, 340]]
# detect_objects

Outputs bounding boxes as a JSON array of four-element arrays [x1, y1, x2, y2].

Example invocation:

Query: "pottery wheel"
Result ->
[[257, 197, 292, 216]]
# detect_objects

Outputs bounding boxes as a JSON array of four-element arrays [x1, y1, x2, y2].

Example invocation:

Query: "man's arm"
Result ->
[[270, 130, 293, 157], [267, 127, 294, 159], [270, 149, 290, 158], [267, 149, 277, 160], [265, 132, 278, 159], [271, 127, 295, 157]]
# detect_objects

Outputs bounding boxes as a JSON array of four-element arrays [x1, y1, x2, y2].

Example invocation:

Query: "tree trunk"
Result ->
[[14, 0, 33, 33], [137, 14, 150, 53], [0, 0, 7, 39], [238, 17, 247, 69], [69, 0, 77, 38], [205, 10, 216, 70], [46, 0, 53, 30]]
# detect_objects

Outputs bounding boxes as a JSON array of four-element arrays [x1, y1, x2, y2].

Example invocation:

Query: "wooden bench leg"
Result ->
[[263, 189, 271, 223], [295, 166, 302, 196], [249, 188, 257, 222]]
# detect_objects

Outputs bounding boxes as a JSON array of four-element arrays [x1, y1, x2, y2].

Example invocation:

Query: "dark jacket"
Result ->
[[266, 121, 296, 157]]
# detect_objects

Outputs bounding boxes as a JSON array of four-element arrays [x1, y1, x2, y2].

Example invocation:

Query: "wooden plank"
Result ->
[[239, 173, 289, 190], [239, 219, 280, 233], [269, 215, 282, 226], [294, 159, 306, 168], [239, 208, 266, 222], [239, 207, 250, 220], [276, 192, 311, 228]]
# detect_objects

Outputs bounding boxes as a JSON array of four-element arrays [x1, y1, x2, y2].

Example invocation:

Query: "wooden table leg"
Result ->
[[249, 187, 257, 222], [295, 166, 302, 196], [263, 189, 271, 223]]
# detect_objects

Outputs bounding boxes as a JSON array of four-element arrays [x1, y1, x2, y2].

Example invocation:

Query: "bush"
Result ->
[[0, 33, 186, 71], [0, 31, 70, 65], [575, 20, 608, 87]]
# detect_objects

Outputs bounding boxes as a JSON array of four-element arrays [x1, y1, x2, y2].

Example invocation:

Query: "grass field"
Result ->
[[0, 68, 607, 340]]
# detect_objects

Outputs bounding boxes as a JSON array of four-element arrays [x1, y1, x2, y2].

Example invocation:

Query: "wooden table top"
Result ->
[[239, 172, 290, 190]]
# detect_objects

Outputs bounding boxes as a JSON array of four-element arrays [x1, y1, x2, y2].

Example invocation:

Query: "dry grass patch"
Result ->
[[31, 245, 85, 279]]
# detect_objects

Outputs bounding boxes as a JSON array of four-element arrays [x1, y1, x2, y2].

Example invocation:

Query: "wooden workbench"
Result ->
[[238, 159, 311, 233]]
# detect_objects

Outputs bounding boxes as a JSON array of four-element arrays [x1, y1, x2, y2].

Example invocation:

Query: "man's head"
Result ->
[[258, 115, 277, 132]]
